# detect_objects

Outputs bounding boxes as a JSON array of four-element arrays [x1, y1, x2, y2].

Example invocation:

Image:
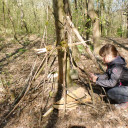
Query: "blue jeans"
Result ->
[[107, 86, 128, 104]]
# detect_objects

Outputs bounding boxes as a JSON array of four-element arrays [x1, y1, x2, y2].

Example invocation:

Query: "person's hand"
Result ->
[[89, 73, 98, 83]]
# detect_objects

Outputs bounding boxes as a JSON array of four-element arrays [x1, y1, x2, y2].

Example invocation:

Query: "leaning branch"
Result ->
[[66, 16, 103, 71]]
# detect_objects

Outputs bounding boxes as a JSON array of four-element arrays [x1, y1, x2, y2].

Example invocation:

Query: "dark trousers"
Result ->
[[107, 86, 128, 104]]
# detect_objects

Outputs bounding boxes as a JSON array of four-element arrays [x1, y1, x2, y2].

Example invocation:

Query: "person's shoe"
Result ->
[[115, 102, 128, 109]]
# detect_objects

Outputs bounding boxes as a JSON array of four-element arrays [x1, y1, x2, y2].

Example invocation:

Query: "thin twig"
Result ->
[[69, 52, 95, 104], [63, 87, 98, 112], [63, 50, 67, 113], [102, 87, 113, 111], [0, 48, 56, 125], [0, 58, 37, 125], [66, 16, 104, 72]]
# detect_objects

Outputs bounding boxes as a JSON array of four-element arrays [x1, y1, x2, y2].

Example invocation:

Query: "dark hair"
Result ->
[[99, 44, 119, 57]]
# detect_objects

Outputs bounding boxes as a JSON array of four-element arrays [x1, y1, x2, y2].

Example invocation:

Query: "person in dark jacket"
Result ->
[[90, 44, 128, 108]]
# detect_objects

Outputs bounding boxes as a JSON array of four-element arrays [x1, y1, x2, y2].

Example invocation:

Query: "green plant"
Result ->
[[18, 48, 27, 52], [77, 45, 84, 53], [117, 26, 123, 37], [0, 37, 5, 42]]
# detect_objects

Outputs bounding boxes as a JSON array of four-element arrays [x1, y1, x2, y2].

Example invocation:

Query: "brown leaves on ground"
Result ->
[[0, 36, 128, 128]]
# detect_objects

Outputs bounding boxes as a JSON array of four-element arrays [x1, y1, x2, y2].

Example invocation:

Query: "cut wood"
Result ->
[[53, 86, 91, 110], [43, 107, 54, 117]]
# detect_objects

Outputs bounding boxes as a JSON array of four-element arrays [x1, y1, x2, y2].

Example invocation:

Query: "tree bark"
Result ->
[[16, 0, 28, 33], [64, 0, 73, 85], [87, 0, 101, 53], [53, 0, 66, 102], [107, 0, 113, 36], [63, 0, 72, 18], [99, 0, 105, 36], [126, 5, 128, 38], [66, 16, 103, 71], [74, 0, 77, 10], [7, 7, 17, 39], [2, 0, 6, 28], [85, 0, 91, 40]]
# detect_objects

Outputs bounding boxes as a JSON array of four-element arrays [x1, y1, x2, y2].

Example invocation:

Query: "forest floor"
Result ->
[[0, 35, 128, 128]]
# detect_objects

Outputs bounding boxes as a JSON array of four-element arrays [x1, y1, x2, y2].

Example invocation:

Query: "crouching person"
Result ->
[[90, 44, 128, 109]]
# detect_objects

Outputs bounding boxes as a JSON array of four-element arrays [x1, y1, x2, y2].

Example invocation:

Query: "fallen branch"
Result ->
[[43, 107, 54, 117], [66, 91, 97, 111], [0, 48, 56, 126], [0, 58, 36, 126]]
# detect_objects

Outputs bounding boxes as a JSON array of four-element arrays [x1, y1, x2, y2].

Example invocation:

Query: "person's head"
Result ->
[[99, 44, 119, 63]]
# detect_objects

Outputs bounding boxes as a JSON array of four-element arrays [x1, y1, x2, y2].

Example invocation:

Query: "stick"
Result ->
[[34, 40, 91, 54], [43, 107, 54, 117], [0, 59, 36, 125], [33, 48, 56, 81], [62, 87, 98, 112], [0, 48, 55, 125], [66, 16, 104, 72], [101, 87, 113, 111], [63, 50, 67, 113], [70, 54, 95, 104]]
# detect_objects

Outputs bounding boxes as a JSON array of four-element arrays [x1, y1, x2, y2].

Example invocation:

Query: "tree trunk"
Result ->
[[63, 0, 73, 87], [2, 0, 6, 28], [74, 0, 77, 10], [96, 0, 99, 11], [63, 0, 72, 18], [85, 0, 91, 40], [100, 0, 104, 36], [66, 16, 103, 71], [126, 6, 128, 38], [107, 0, 112, 37], [7, 7, 17, 39], [87, 0, 101, 54], [16, 0, 29, 33], [53, 0, 66, 102]]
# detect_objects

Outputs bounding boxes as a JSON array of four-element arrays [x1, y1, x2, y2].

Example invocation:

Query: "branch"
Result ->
[[34, 40, 91, 54], [66, 16, 104, 71]]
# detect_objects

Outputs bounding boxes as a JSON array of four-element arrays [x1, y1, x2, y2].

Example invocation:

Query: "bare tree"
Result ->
[[2, 0, 6, 28], [85, 0, 91, 40], [87, 0, 100, 52], [99, 0, 105, 36], [74, 0, 78, 10], [16, 0, 29, 33], [126, 5, 128, 38], [52, 0, 66, 102]]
